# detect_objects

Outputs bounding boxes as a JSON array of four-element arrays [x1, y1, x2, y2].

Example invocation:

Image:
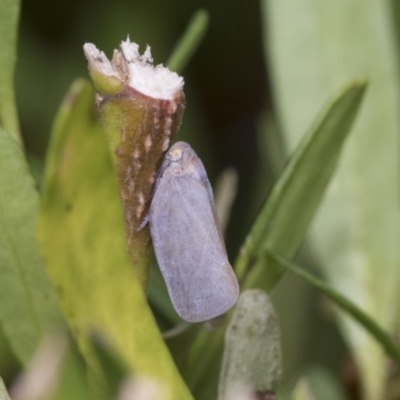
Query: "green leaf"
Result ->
[[91, 333, 129, 398], [0, 0, 21, 142], [38, 79, 193, 400], [184, 81, 366, 400], [148, 260, 181, 325], [267, 252, 400, 369], [218, 290, 282, 400], [0, 377, 10, 400], [0, 128, 63, 365], [49, 343, 90, 400], [167, 9, 209, 73], [264, 1, 400, 398], [236, 81, 367, 290], [183, 325, 226, 400]]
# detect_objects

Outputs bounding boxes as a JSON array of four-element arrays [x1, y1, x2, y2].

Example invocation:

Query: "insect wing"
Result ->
[[150, 168, 238, 322]]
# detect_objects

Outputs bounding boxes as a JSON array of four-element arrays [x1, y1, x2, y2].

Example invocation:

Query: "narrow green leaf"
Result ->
[[184, 81, 366, 400], [218, 290, 282, 400], [38, 79, 193, 400], [49, 343, 90, 400], [49, 352, 89, 400], [148, 261, 181, 325], [183, 325, 226, 399], [267, 252, 400, 369], [264, 1, 400, 397], [0, 128, 63, 365], [167, 9, 209, 73], [256, 111, 285, 179], [0, 377, 10, 400], [0, 0, 21, 142], [91, 334, 129, 398], [236, 81, 367, 289]]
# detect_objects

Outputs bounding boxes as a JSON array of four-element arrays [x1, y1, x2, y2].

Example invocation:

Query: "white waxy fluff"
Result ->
[[83, 38, 184, 100]]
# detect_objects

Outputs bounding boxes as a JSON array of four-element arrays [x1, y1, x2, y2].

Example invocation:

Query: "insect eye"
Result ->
[[169, 148, 183, 161]]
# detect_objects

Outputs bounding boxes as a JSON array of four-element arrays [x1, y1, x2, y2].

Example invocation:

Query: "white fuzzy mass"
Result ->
[[84, 38, 184, 100]]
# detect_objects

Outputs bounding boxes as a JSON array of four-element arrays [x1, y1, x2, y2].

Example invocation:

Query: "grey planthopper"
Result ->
[[146, 141, 239, 323]]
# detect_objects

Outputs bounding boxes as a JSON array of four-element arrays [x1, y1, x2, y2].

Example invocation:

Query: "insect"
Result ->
[[147, 141, 239, 323]]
